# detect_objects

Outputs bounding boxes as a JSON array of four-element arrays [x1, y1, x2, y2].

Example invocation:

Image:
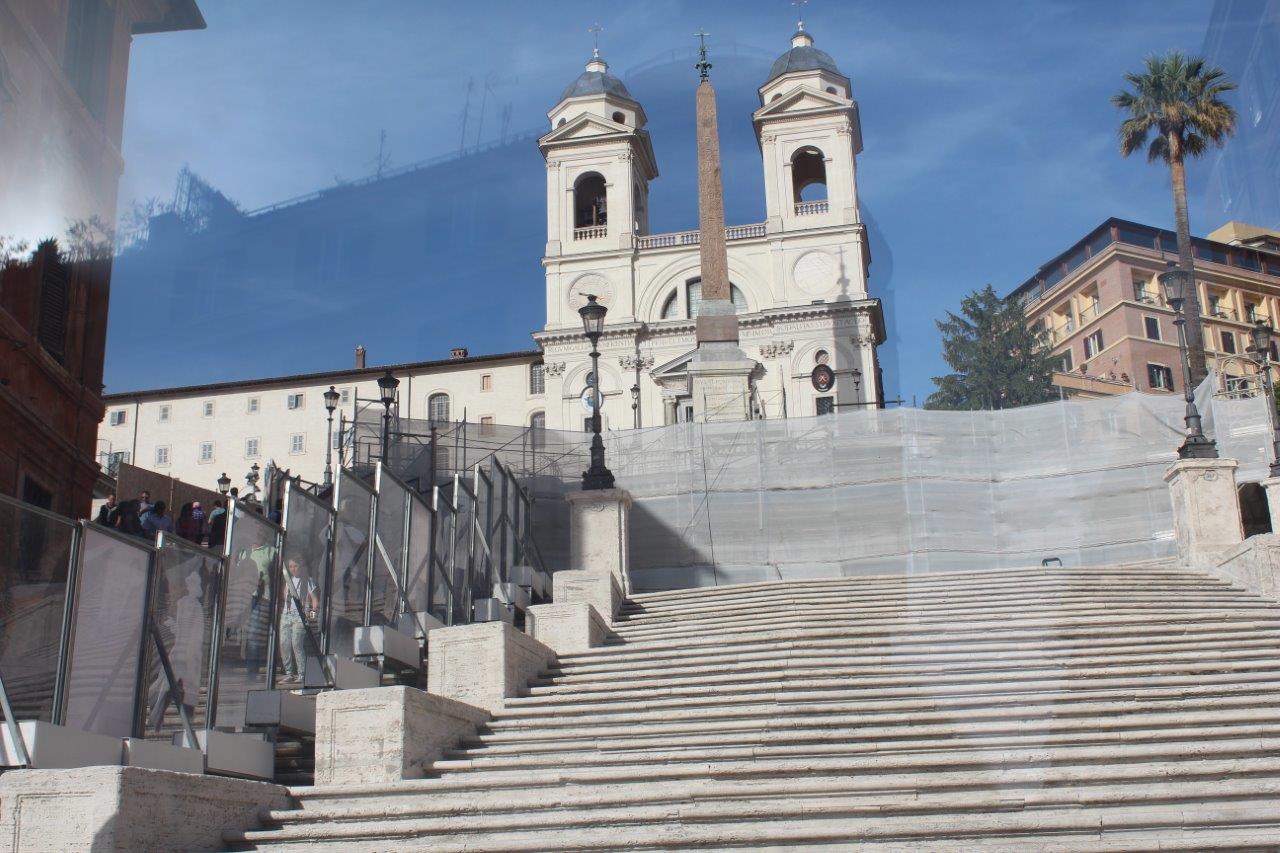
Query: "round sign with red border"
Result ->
[[811, 364, 835, 393]]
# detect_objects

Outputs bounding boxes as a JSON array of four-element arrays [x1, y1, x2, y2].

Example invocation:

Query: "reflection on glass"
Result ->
[[431, 491, 456, 625], [64, 527, 152, 737], [329, 471, 372, 659], [453, 480, 477, 616], [279, 486, 331, 683], [214, 506, 278, 730], [404, 494, 433, 621], [473, 470, 495, 586], [0, 498, 74, 722], [372, 473, 408, 627], [144, 535, 218, 740]]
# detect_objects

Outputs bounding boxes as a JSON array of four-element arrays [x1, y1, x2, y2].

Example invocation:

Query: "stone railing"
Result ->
[[634, 222, 766, 250], [574, 225, 607, 241], [795, 200, 829, 216]]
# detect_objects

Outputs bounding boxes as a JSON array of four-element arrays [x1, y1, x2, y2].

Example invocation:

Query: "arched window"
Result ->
[[529, 411, 545, 431], [825, 86, 837, 95], [770, 93, 782, 102], [791, 147, 827, 202], [661, 279, 747, 319], [427, 393, 450, 422], [611, 111, 625, 124], [557, 117, 567, 126], [529, 361, 545, 395], [574, 173, 607, 229]]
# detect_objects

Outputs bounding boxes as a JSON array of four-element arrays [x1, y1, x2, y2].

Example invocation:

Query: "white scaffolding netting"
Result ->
[[525, 377, 1275, 592]]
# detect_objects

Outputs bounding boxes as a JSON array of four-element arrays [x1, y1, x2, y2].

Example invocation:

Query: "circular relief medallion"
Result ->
[[793, 251, 834, 297], [811, 364, 835, 393], [567, 274, 616, 313], [580, 388, 598, 411]]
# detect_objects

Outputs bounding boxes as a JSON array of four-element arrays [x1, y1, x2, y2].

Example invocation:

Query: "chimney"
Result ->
[[355, 345, 367, 369], [450, 346, 468, 359]]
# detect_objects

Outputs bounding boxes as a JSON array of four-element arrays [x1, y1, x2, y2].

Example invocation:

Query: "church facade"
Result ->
[[535, 27, 884, 429], [98, 26, 887, 490]]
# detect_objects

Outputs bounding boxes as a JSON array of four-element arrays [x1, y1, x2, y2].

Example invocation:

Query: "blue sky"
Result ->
[[113, 0, 1219, 403]]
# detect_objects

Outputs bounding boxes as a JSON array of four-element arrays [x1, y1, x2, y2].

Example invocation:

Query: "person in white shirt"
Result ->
[[279, 558, 318, 683]]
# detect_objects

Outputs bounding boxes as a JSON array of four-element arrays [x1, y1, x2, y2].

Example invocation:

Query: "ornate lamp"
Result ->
[[1249, 320, 1280, 476], [377, 370, 399, 467], [323, 385, 340, 487], [578, 295, 615, 490], [216, 472, 231, 496], [1158, 264, 1217, 459]]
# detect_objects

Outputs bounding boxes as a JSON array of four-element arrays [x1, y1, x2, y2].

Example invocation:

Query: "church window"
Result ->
[[770, 93, 782, 102], [661, 280, 748, 319], [529, 411, 545, 431], [428, 393, 450, 422], [661, 291, 680, 319], [574, 173, 607, 229], [816, 397, 835, 415], [529, 362, 545, 395], [825, 86, 838, 94], [791, 147, 828, 202], [612, 111, 625, 124], [480, 373, 493, 391], [585, 371, 596, 388], [557, 117, 567, 126], [815, 349, 830, 365]]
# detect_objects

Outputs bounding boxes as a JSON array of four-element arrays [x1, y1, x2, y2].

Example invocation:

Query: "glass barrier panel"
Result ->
[[142, 534, 219, 741], [404, 492, 433, 620], [371, 470, 409, 628], [213, 505, 280, 730], [453, 479, 479, 614], [431, 489, 456, 625], [329, 471, 373, 658], [279, 485, 332, 682], [472, 468, 495, 587], [64, 525, 153, 738], [0, 497, 76, 723]]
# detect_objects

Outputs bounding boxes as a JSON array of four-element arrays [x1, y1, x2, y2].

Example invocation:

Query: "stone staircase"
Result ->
[[227, 564, 1280, 850]]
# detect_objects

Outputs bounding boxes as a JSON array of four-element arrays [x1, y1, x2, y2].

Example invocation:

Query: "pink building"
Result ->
[[1010, 218, 1280, 399]]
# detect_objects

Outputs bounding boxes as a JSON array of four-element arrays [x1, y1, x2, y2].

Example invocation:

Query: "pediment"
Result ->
[[753, 86, 848, 121], [652, 349, 697, 379], [539, 114, 628, 146]]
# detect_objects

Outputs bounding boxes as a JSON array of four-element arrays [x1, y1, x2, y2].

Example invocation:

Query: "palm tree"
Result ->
[[1113, 51, 1236, 386]]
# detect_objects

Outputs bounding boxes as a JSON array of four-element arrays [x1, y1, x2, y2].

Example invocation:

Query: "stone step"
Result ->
[[484, 679, 1280, 735], [616, 584, 1254, 623], [597, 611, 1280, 653], [608, 604, 1280, 643], [534, 642, 1280, 689], [547, 629, 1280, 679], [230, 796, 1280, 851], [519, 656, 1280, 703], [552, 619, 1280, 668], [282, 755, 1280, 817], [456, 704, 1280, 756], [431, 722, 1280, 773]]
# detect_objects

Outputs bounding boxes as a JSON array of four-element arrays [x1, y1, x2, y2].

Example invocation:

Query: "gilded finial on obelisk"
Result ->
[[694, 30, 712, 80]]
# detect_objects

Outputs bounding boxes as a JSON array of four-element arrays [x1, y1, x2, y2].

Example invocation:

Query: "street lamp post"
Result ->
[[1249, 320, 1280, 476], [579, 295, 615, 490], [631, 383, 640, 430], [377, 370, 400, 468], [216, 472, 231, 497], [1159, 265, 1218, 459], [323, 385, 340, 487]]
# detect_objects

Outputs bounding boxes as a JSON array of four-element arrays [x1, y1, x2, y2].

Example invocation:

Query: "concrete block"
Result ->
[[304, 653, 380, 689], [121, 738, 204, 774], [0, 765, 288, 851], [314, 686, 488, 787], [1210, 533, 1280, 601], [354, 624, 422, 671], [426, 621, 555, 714], [495, 581, 531, 611], [553, 569, 623, 619], [198, 729, 274, 780], [564, 488, 632, 591], [1164, 458, 1244, 567], [1262, 477, 1280, 534], [399, 609, 445, 639], [473, 597, 515, 624], [0, 720, 120, 770], [245, 689, 317, 734], [527, 601, 611, 655]]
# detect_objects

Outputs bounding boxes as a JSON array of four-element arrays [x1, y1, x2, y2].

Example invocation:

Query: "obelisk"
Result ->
[[689, 32, 756, 422]]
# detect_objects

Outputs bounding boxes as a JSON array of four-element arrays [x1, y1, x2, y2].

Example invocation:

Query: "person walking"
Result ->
[[138, 490, 153, 516], [206, 500, 227, 550], [191, 501, 206, 541], [279, 558, 318, 684], [96, 493, 118, 527], [176, 502, 199, 542], [115, 499, 146, 538], [141, 500, 173, 538]]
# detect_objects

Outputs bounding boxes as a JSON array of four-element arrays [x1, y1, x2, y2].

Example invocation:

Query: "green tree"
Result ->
[[925, 285, 1058, 411], [1112, 51, 1236, 386]]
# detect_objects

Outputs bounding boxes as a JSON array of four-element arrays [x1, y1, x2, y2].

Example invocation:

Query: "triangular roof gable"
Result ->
[[753, 85, 848, 121], [651, 348, 698, 378], [539, 114, 630, 146]]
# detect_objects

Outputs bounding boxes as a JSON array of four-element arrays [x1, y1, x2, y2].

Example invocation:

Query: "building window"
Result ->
[[529, 362, 545, 395], [290, 434, 305, 454], [664, 279, 749, 320], [247, 397, 260, 414], [1132, 277, 1155, 303], [1246, 302, 1262, 323], [287, 393, 304, 410], [199, 442, 214, 463], [480, 415, 495, 435], [340, 387, 351, 404], [529, 411, 545, 430], [1221, 330, 1237, 354], [1058, 349, 1074, 373], [202, 401, 214, 417], [1144, 317, 1161, 341], [790, 146, 828, 202], [155, 446, 170, 466], [63, 0, 114, 120], [573, 172, 607, 229], [481, 374, 493, 392], [1148, 364, 1175, 390], [816, 396, 835, 415], [1084, 330, 1104, 359], [428, 393, 450, 422], [109, 410, 127, 426], [245, 438, 259, 458], [158, 405, 170, 422], [583, 417, 594, 432]]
